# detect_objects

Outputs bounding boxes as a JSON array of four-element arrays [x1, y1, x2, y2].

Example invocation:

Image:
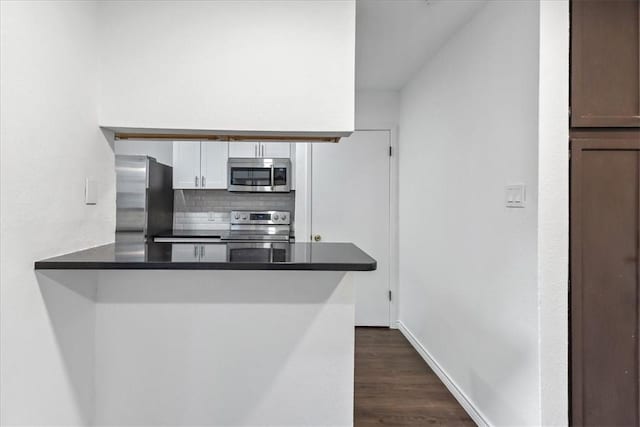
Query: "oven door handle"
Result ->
[[270, 164, 275, 188]]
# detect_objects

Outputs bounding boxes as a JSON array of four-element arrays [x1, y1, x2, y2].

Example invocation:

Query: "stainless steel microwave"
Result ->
[[227, 158, 291, 192]]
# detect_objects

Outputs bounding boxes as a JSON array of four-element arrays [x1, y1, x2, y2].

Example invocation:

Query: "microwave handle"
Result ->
[[271, 164, 275, 188]]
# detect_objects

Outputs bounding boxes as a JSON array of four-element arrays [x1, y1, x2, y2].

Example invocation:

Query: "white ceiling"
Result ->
[[355, 0, 486, 90]]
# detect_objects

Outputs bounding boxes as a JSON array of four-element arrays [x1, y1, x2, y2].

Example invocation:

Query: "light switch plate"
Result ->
[[505, 184, 526, 208], [85, 178, 98, 205]]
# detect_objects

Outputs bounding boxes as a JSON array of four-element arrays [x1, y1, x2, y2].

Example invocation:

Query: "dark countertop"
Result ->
[[34, 242, 377, 271]]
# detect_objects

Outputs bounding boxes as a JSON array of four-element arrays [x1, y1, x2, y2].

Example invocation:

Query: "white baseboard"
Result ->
[[396, 320, 491, 427]]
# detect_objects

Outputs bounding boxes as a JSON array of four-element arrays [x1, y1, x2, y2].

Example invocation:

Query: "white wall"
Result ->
[[0, 1, 114, 424], [397, 1, 541, 425], [98, 0, 356, 135], [537, 1, 569, 425], [114, 140, 173, 166], [355, 90, 400, 129]]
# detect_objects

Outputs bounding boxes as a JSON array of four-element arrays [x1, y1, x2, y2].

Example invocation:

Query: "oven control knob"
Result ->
[[281, 214, 287, 221], [273, 214, 279, 221], [234, 213, 240, 220], [241, 214, 248, 220]]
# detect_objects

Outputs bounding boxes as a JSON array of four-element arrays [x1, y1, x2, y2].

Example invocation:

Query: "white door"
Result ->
[[228, 142, 258, 158], [311, 130, 391, 326], [173, 141, 201, 189], [261, 142, 291, 158], [201, 142, 228, 189]]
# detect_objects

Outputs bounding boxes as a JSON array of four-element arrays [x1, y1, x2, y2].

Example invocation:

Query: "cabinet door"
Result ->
[[199, 244, 227, 262], [571, 136, 640, 426], [228, 142, 258, 158], [171, 244, 201, 262], [201, 142, 228, 189], [571, 0, 640, 127], [172, 141, 201, 189], [261, 142, 291, 158]]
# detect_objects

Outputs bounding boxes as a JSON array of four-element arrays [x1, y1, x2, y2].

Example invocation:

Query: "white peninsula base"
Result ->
[[38, 269, 356, 427]]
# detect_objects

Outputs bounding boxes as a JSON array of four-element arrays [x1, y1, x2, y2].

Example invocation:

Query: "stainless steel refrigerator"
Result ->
[[116, 155, 173, 245]]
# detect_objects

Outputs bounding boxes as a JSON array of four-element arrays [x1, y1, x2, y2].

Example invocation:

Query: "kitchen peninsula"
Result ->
[[34, 242, 375, 271], [34, 242, 375, 426]]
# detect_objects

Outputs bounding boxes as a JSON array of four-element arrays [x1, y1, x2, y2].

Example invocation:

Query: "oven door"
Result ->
[[226, 242, 290, 263], [227, 158, 290, 192]]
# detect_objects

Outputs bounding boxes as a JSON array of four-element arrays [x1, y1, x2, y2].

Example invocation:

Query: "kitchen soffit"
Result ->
[[108, 128, 346, 143]]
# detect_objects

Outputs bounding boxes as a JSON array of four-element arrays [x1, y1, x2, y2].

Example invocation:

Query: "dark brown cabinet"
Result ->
[[571, 1, 640, 424], [571, 135, 640, 426], [571, 0, 640, 127]]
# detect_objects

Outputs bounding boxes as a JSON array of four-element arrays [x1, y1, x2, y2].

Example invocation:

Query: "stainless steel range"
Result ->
[[222, 210, 291, 242], [153, 210, 292, 244]]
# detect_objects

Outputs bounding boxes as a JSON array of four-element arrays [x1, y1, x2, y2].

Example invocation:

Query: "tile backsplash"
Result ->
[[173, 190, 295, 231]]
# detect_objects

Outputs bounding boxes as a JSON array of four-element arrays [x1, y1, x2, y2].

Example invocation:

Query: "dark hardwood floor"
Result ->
[[355, 327, 475, 426]]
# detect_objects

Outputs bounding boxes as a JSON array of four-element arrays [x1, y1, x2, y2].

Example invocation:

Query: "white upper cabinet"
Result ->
[[173, 141, 201, 189], [98, 1, 355, 136], [262, 143, 291, 158], [173, 141, 228, 189], [228, 142, 259, 158], [200, 142, 228, 189], [228, 142, 291, 158]]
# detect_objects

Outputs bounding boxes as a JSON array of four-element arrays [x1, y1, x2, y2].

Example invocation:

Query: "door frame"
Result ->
[[306, 127, 399, 328]]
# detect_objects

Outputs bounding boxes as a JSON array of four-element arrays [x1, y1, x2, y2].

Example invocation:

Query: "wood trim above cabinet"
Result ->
[[571, 0, 640, 128], [114, 133, 341, 143]]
